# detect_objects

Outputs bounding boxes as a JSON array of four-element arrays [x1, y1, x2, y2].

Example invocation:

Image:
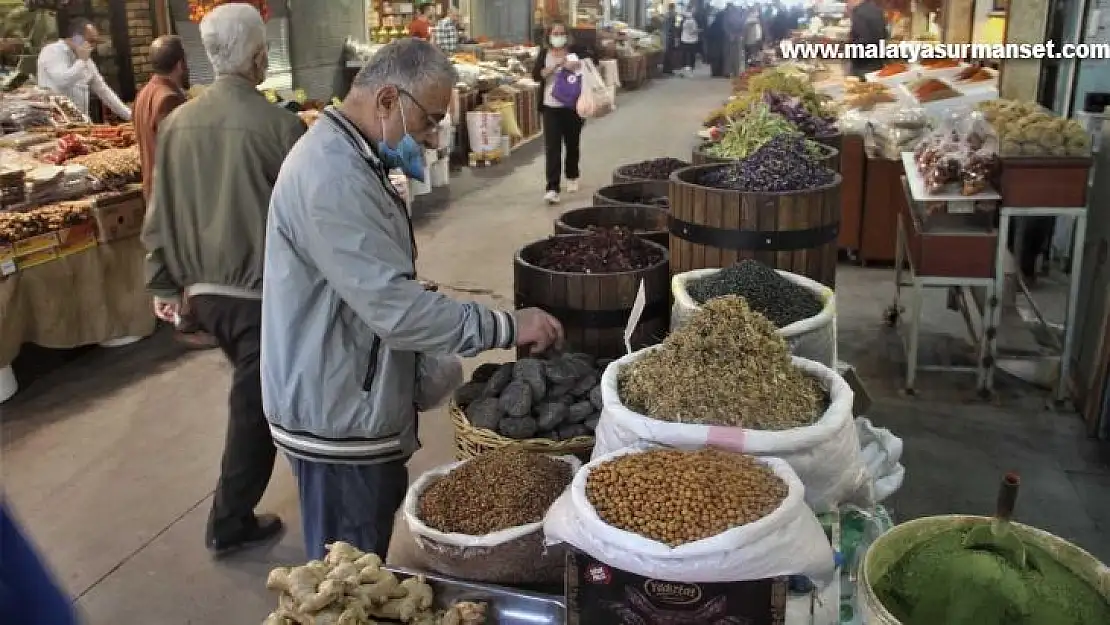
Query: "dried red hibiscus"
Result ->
[[532, 228, 664, 274]]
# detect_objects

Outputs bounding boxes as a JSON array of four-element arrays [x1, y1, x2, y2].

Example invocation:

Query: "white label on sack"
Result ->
[[624, 279, 647, 354]]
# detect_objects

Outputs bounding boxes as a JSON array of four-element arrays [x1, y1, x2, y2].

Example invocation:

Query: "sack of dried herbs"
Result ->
[[670, 264, 837, 368], [401, 451, 581, 585], [593, 345, 871, 511], [544, 444, 836, 584]]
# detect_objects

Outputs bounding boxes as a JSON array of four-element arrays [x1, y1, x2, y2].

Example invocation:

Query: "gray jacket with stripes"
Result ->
[[261, 108, 515, 464]]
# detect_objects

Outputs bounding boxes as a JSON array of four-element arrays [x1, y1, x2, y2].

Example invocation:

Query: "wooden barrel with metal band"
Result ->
[[513, 236, 670, 359], [668, 164, 842, 288], [593, 181, 670, 210], [553, 204, 670, 248]]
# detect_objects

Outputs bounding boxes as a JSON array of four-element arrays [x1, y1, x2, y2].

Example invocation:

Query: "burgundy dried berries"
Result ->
[[532, 228, 664, 274]]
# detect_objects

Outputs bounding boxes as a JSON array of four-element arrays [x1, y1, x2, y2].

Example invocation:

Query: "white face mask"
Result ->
[[550, 35, 568, 48]]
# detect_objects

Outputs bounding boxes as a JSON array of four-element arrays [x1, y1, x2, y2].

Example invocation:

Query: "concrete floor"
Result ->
[[1, 72, 1108, 624]]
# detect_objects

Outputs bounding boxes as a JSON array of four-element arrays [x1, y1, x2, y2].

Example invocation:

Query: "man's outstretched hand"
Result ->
[[513, 308, 565, 355]]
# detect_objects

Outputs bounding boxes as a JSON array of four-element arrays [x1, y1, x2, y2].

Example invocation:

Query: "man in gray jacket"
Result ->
[[262, 38, 564, 560]]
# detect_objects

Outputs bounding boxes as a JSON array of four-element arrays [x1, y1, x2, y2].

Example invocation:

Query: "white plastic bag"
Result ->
[[671, 268, 837, 368], [855, 417, 906, 502], [415, 354, 463, 412], [544, 444, 836, 584], [593, 347, 871, 511], [578, 59, 614, 119], [403, 455, 581, 584]]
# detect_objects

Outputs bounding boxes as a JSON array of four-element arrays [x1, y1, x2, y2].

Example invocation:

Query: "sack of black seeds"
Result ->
[[401, 453, 580, 585], [671, 265, 837, 368], [593, 347, 872, 511]]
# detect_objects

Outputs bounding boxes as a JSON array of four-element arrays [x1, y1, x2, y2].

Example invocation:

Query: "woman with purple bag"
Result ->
[[532, 21, 593, 205]]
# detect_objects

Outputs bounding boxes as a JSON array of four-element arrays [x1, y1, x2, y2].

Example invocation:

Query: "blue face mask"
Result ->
[[377, 103, 426, 182]]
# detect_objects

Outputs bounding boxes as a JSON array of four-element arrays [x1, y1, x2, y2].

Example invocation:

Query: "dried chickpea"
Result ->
[[585, 448, 787, 546]]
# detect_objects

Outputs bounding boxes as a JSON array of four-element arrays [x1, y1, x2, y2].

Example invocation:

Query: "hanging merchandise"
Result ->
[[188, 0, 270, 22]]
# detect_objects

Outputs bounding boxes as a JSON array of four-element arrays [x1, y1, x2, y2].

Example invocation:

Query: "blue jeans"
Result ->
[[287, 456, 409, 560]]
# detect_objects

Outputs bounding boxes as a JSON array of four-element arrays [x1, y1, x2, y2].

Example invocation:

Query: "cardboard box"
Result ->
[[0, 243, 15, 276], [565, 551, 788, 625], [91, 187, 145, 242], [56, 221, 98, 256]]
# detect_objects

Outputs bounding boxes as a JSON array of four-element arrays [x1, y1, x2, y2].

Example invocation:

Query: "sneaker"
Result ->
[[544, 190, 560, 205], [566, 179, 579, 193]]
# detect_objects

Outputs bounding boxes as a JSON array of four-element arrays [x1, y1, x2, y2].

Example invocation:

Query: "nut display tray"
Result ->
[[385, 566, 566, 625]]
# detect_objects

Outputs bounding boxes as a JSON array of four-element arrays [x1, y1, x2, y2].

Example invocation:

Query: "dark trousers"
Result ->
[[543, 107, 583, 192], [189, 295, 276, 544], [681, 42, 699, 68], [287, 457, 409, 560]]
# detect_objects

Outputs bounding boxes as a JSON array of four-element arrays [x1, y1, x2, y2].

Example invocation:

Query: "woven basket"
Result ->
[[450, 400, 595, 460]]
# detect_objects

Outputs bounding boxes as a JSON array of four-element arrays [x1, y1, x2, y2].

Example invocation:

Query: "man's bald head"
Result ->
[[150, 35, 186, 75]]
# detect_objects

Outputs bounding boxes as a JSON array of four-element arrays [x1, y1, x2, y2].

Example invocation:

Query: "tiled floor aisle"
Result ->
[[1, 71, 1106, 624]]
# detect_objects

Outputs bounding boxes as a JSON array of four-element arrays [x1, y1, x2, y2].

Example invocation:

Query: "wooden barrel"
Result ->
[[514, 236, 671, 358], [612, 159, 691, 184], [668, 164, 843, 287], [594, 181, 670, 210], [692, 142, 840, 169], [814, 131, 843, 173], [553, 204, 670, 248]]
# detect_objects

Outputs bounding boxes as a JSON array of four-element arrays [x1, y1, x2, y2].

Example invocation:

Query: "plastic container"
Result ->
[[859, 515, 1110, 625], [0, 365, 17, 403]]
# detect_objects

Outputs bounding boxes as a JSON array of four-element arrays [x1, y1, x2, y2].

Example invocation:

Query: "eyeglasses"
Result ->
[[398, 88, 447, 129]]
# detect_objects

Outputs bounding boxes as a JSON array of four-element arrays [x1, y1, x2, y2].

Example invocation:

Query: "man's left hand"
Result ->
[[152, 296, 181, 323]]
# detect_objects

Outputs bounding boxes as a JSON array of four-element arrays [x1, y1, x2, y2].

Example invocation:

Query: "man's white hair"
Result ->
[[199, 3, 267, 77]]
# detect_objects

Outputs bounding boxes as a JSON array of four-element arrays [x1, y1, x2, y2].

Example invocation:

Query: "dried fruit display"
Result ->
[[698, 134, 837, 193], [262, 542, 486, 625], [586, 448, 787, 546], [614, 157, 690, 181], [618, 295, 825, 429], [909, 78, 960, 103], [530, 228, 664, 274], [978, 99, 1091, 157], [954, 66, 993, 83], [189, 0, 270, 22], [688, 260, 823, 328], [919, 59, 960, 69], [913, 122, 1000, 195], [842, 81, 897, 110], [0, 202, 90, 243], [66, 147, 141, 187], [418, 447, 572, 535], [877, 62, 909, 77], [456, 353, 608, 441]]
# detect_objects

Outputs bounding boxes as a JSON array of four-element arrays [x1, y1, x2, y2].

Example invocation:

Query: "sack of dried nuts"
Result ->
[[402, 450, 580, 584]]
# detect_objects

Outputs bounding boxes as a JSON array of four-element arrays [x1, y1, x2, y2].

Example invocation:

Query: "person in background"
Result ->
[[678, 7, 701, 77], [661, 3, 678, 75], [134, 35, 218, 350], [722, 3, 746, 77], [141, 3, 306, 558], [705, 4, 727, 78], [693, 0, 710, 64], [433, 8, 459, 54], [36, 18, 131, 121], [848, 0, 887, 77], [408, 3, 434, 41], [0, 500, 78, 625], [532, 21, 591, 205], [263, 38, 565, 559], [744, 2, 764, 70]]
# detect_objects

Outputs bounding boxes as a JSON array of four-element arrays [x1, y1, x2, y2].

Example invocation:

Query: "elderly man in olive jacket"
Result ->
[[140, 3, 305, 557]]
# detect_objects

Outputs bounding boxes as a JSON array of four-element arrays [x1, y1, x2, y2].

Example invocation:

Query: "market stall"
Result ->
[[0, 88, 151, 401]]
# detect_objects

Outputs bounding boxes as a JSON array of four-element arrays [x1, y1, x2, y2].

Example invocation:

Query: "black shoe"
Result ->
[[207, 514, 284, 558]]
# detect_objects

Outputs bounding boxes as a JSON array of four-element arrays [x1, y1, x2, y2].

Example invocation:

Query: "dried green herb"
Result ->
[[618, 295, 823, 429]]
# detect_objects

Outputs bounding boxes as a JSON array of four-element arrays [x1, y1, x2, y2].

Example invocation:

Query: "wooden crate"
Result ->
[[999, 156, 1092, 208], [899, 180, 997, 278], [669, 165, 842, 288], [91, 187, 145, 242], [514, 235, 670, 358]]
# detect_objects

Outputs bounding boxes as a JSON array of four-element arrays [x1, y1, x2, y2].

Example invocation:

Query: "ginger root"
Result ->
[[324, 541, 363, 565], [266, 566, 345, 614]]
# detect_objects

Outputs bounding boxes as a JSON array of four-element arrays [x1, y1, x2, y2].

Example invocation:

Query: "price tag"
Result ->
[[623, 279, 647, 355]]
